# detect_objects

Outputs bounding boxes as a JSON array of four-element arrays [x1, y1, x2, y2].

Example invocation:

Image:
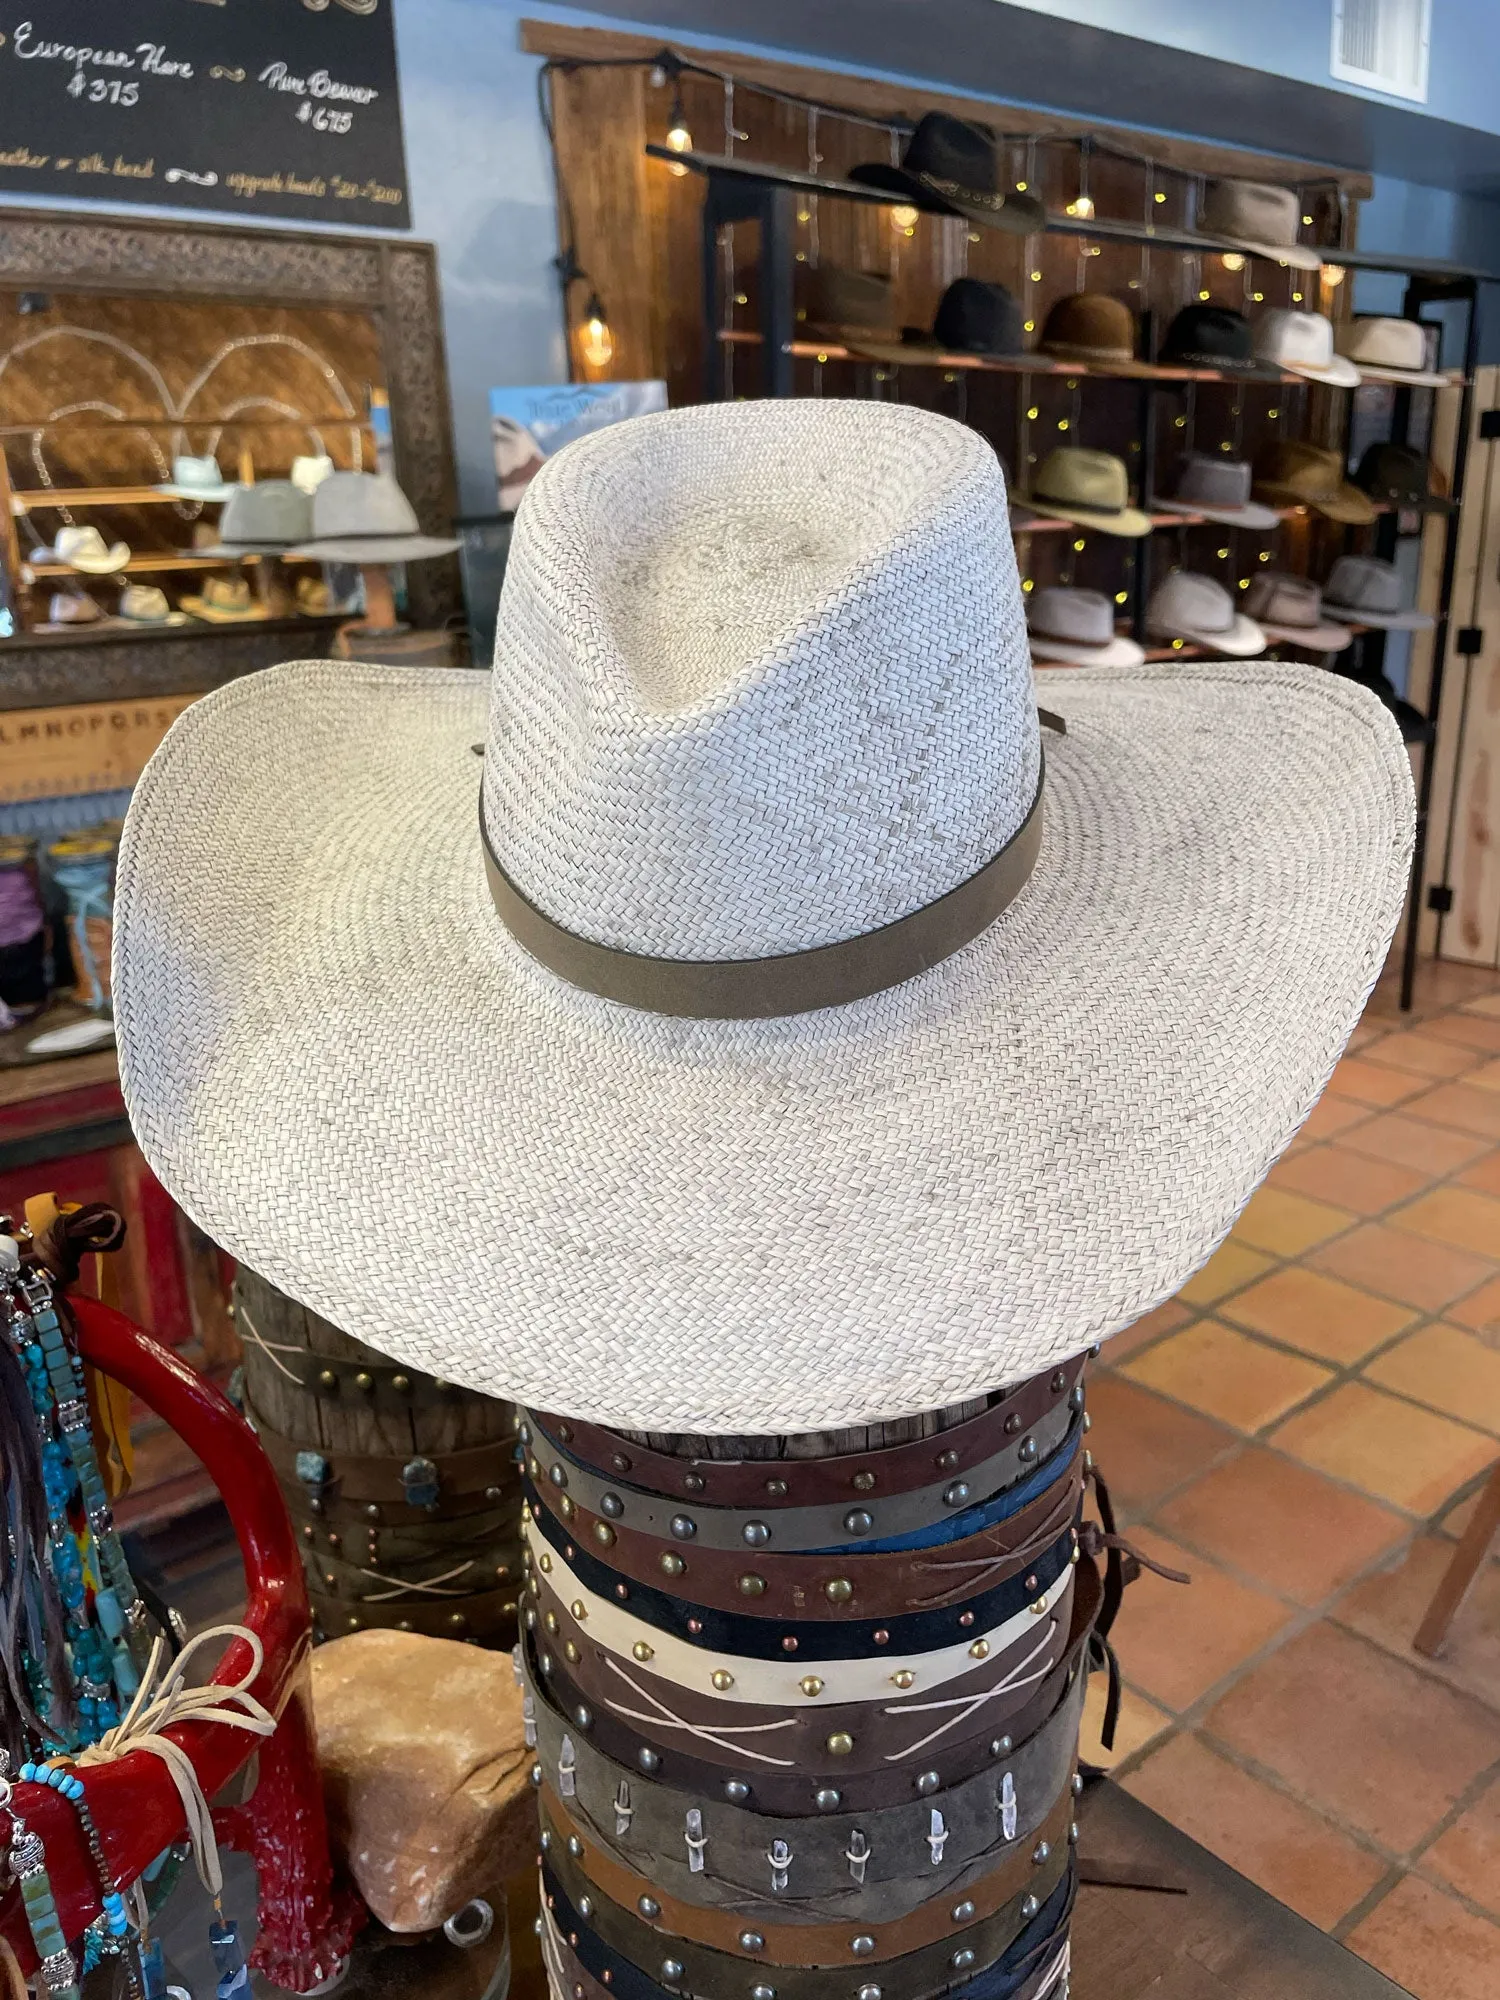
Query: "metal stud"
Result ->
[[364, 1503, 380, 1522], [1070, 1384, 1085, 1411], [1021, 1895, 1040, 1919], [781, 1635, 799, 1652], [578, 1896, 592, 1919], [750, 1987, 776, 2000], [858, 1987, 882, 2000], [564, 1641, 579, 1663], [1051, 1368, 1068, 1392], [683, 1472, 706, 1494], [544, 1610, 559, 1635], [610, 1453, 632, 1474], [743, 1521, 771, 1547], [825, 1578, 853, 1605], [638, 1896, 660, 1919], [354, 1371, 374, 1391], [660, 1963, 683, 1986], [660, 1552, 685, 1577], [549, 1463, 568, 1489], [688, 1618, 703, 1634], [1033, 1840, 1050, 1864], [638, 1747, 659, 1773], [959, 1611, 975, 1627], [593, 1522, 616, 1548], [391, 1373, 410, 1392], [872, 1629, 889, 1645], [559, 1495, 575, 1519], [850, 1937, 875, 1958], [1073, 1773, 1084, 1796], [1018, 1437, 1038, 1463], [317, 1369, 338, 1390], [632, 1641, 655, 1662], [539, 1554, 553, 1573], [1069, 1821, 1080, 1845], [739, 1575, 766, 1597], [724, 1780, 750, 1802], [1004, 1412, 1022, 1435], [600, 1492, 624, 1518], [891, 1669, 915, 1690], [951, 1900, 975, 1923], [566, 1835, 583, 1859], [951, 1950, 976, 1973], [825, 1731, 854, 1756], [799, 1676, 824, 1697], [851, 1470, 876, 1492], [815, 1788, 841, 1810], [712, 1669, 735, 1691], [992, 1736, 1013, 1756], [739, 1931, 765, 1953], [843, 1509, 873, 1536], [1025, 1574, 1039, 1593], [916, 1771, 940, 1795], [764, 1479, 788, 1499], [570, 1600, 586, 1620], [942, 1483, 970, 1508], [936, 1447, 960, 1471], [670, 1516, 697, 1541], [968, 1640, 990, 1659], [556, 1423, 572, 1442]]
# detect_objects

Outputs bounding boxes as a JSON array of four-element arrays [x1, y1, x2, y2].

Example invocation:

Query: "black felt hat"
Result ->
[[1355, 442, 1455, 514], [848, 112, 1046, 237], [1158, 304, 1279, 377]]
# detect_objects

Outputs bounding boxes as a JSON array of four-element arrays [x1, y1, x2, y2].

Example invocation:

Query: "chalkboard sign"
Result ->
[[0, 0, 409, 228]]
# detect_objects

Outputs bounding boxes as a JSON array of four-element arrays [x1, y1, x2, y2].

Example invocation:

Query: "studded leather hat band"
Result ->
[[248, 1401, 520, 1508], [527, 1644, 1085, 1915], [528, 1456, 1084, 1623], [523, 1400, 1078, 1556], [311, 1580, 518, 1644], [482, 755, 1047, 1022], [526, 1357, 1084, 1512], [528, 1493, 1078, 1661]]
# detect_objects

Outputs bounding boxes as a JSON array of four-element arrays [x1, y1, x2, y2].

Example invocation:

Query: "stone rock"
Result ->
[[310, 1630, 536, 1933]]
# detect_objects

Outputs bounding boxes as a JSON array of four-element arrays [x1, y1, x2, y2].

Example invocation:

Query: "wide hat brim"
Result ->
[[1253, 479, 1377, 527], [1257, 617, 1356, 652], [846, 162, 1046, 236], [1153, 496, 1282, 531], [155, 482, 240, 501], [1322, 600, 1435, 631], [1212, 233, 1323, 271], [1344, 361, 1454, 389], [178, 596, 272, 623], [287, 534, 461, 563], [113, 659, 1412, 1433], [1274, 354, 1363, 388], [1028, 632, 1146, 668], [1147, 613, 1267, 657], [1022, 496, 1152, 537], [56, 544, 131, 574]]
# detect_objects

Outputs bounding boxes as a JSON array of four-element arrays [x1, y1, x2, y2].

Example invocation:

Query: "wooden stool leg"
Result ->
[[1414, 1460, 1500, 1657]]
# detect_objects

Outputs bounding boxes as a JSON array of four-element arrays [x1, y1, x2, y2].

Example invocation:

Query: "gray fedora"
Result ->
[[287, 472, 460, 564], [200, 480, 314, 557]]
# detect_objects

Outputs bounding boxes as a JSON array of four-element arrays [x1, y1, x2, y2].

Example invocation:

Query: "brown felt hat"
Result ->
[[1038, 293, 1152, 373], [799, 265, 897, 343], [1253, 439, 1377, 526]]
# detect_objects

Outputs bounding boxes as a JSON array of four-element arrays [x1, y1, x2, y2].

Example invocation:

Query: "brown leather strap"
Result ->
[[481, 759, 1046, 1020], [311, 1581, 519, 1642], [531, 1455, 1083, 1621], [248, 1400, 520, 1504], [528, 1356, 1084, 1511], [540, 1785, 1072, 1963]]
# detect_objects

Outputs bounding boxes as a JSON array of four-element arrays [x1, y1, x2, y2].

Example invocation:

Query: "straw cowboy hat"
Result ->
[[112, 402, 1413, 1433]]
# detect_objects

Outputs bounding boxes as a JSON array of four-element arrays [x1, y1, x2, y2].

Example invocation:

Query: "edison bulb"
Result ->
[[580, 304, 613, 371], [889, 203, 919, 232], [1220, 252, 1246, 272], [1066, 194, 1094, 220]]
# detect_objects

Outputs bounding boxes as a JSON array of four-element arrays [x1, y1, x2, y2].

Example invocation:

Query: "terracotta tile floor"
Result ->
[[1085, 958, 1500, 1993]]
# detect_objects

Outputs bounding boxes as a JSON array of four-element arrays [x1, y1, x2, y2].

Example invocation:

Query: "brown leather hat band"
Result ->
[[482, 755, 1049, 1021]]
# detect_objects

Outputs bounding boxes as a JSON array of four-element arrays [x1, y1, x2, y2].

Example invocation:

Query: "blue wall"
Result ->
[[5, 0, 1500, 513]]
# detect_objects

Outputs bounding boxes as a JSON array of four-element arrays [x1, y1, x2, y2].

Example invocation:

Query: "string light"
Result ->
[[1030, 270, 1043, 283], [1057, 417, 1070, 430], [1301, 213, 1314, 226], [1197, 288, 1211, 301], [1217, 547, 1230, 560], [889, 203, 919, 232], [1066, 195, 1094, 219], [1015, 180, 1028, 191], [1291, 290, 1303, 303], [1154, 190, 1167, 203], [1221, 252, 1246, 272], [1259, 549, 1272, 560], [665, 84, 693, 173], [1114, 590, 1128, 604], [1021, 577, 1035, 592], [579, 291, 614, 369], [1323, 263, 1346, 286], [1026, 405, 1040, 421], [1072, 537, 1086, 551]]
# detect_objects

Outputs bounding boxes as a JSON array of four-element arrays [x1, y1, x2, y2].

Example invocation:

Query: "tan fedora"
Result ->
[[1199, 179, 1322, 270], [1022, 449, 1151, 536]]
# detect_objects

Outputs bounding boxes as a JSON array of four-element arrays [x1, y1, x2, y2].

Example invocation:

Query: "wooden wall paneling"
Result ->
[[1437, 364, 1500, 967]]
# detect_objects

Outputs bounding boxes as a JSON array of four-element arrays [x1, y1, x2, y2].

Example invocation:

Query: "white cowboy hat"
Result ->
[[1147, 571, 1267, 656], [1253, 310, 1361, 388], [48, 525, 130, 574], [1026, 587, 1145, 668], [1322, 555, 1434, 632], [112, 402, 1413, 1433], [1335, 317, 1452, 389], [287, 471, 460, 565], [1199, 180, 1323, 271], [155, 455, 239, 501], [1151, 454, 1279, 532], [1242, 573, 1353, 653]]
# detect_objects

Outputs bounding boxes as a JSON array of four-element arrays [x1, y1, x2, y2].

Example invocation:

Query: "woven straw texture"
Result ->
[[112, 647, 1411, 1431]]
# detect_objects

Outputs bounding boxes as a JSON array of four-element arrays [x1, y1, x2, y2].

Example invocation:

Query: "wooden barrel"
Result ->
[[232, 1266, 521, 1650]]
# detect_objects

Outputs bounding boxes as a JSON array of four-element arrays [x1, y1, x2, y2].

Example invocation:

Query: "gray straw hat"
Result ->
[[288, 471, 460, 564], [200, 481, 314, 557], [111, 401, 1412, 1432]]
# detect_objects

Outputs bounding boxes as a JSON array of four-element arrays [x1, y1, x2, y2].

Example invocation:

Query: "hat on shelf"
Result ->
[[42, 591, 104, 628], [846, 278, 1024, 368], [109, 400, 1413, 1431], [156, 455, 239, 501], [1335, 317, 1451, 389], [1153, 453, 1280, 530], [45, 525, 130, 574], [1022, 448, 1152, 535], [43, 525, 130, 575], [1147, 570, 1267, 655], [1157, 304, 1277, 376], [1243, 573, 1354, 652], [847, 111, 1046, 236], [1253, 440, 1377, 525], [1037, 294, 1153, 373], [1322, 554, 1434, 631], [291, 454, 337, 495], [1253, 310, 1361, 387], [1355, 442, 1456, 513], [800, 266, 896, 344], [200, 480, 315, 556], [178, 574, 271, 624], [117, 583, 188, 627], [287, 471, 460, 564], [1198, 179, 1323, 271], [1026, 586, 1145, 667], [295, 575, 336, 617]]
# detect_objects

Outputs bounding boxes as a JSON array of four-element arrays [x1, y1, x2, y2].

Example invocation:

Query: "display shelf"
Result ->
[[20, 551, 316, 579], [0, 612, 346, 653], [12, 488, 231, 511], [719, 327, 1284, 386]]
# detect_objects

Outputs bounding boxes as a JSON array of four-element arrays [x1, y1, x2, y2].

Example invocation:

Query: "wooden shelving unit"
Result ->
[[11, 487, 229, 511], [718, 326, 1284, 385], [21, 551, 315, 580]]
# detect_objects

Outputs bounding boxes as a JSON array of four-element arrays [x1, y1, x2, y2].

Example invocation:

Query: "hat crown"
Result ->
[[1256, 309, 1336, 367], [1326, 554, 1401, 612], [1040, 293, 1135, 359], [309, 471, 420, 539], [1258, 438, 1342, 493], [1357, 441, 1427, 499], [171, 455, 224, 488], [1160, 305, 1254, 365], [1171, 453, 1253, 507], [484, 401, 1038, 961], [55, 525, 110, 559], [290, 453, 335, 495], [1027, 585, 1113, 644], [1032, 447, 1129, 511], [204, 575, 251, 610], [801, 265, 892, 331], [120, 583, 169, 618], [932, 277, 1023, 355], [1202, 178, 1301, 248], [1340, 316, 1427, 370], [218, 480, 313, 543], [1153, 570, 1234, 633], [901, 112, 998, 195], [1245, 572, 1318, 625]]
